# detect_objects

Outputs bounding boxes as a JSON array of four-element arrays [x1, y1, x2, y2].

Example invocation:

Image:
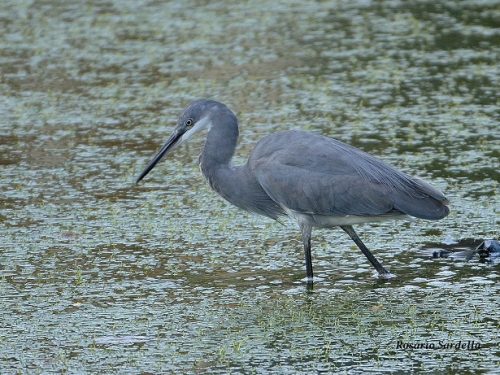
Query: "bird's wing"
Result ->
[[249, 130, 449, 219], [254, 163, 395, 216]]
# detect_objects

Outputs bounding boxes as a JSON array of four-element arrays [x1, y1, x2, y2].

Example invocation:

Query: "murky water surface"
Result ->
[[1, 0, 498, 373]]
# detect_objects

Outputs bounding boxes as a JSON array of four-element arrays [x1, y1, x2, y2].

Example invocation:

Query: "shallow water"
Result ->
[[0, 0, 498, 373]]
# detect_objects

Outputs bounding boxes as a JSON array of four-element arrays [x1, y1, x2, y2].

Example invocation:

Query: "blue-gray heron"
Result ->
[[136, 99, 449, 283]]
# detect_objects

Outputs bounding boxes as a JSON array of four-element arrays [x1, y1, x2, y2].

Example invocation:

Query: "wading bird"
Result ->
[[136, 100, 449, 284]]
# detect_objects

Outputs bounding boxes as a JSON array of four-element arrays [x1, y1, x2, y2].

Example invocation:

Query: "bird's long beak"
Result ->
[[136, 130, 182, 183]]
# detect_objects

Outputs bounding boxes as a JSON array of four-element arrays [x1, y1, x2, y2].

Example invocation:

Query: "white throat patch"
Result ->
[[179, 116, 212, 145]]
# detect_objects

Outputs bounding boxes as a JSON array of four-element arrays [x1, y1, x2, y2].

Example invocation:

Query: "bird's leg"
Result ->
[[300, 223, 314, 284], [340, 225, 392, 277]]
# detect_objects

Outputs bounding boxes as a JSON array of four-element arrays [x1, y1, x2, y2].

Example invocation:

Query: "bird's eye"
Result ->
[[185, 118, 194, 127]]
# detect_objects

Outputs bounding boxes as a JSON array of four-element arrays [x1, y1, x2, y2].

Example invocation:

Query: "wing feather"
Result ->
[[249, 130, 449, 219]]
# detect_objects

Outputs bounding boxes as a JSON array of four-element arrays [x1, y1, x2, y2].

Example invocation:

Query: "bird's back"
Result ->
[[249, 130, 449, 220]]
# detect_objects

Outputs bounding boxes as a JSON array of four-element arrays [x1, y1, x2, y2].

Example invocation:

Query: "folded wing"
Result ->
[[249, 130, 449, 220]]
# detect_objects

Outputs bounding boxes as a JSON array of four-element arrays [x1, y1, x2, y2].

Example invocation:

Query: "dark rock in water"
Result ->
[[433, 250, 451, 258], [427, 239, 499, 262], [476, 240, 500, 258]]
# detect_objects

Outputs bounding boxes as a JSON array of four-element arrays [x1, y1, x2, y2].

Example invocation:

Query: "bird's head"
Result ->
[[135, 99, 223, 183]]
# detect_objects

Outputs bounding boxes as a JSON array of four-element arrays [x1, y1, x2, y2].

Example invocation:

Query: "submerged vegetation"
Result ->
[[0, 0, 498, 373]]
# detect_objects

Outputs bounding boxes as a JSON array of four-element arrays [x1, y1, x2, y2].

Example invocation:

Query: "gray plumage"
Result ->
[[250, 130, 448, 220], [136, 99, 449, 284]]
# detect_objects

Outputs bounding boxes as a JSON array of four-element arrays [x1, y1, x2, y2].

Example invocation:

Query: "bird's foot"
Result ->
[[301, 275, 326, 290], [305, 279, 314, 292], [301, 275, 326, 284], [377, 271, 396, 280]]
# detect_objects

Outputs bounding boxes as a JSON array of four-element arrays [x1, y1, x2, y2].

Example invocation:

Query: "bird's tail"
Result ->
[[393, 177, 449, 220]]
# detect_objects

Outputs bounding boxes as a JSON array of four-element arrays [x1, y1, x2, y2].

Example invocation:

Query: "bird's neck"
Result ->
[[199, 110, 239, 180]]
